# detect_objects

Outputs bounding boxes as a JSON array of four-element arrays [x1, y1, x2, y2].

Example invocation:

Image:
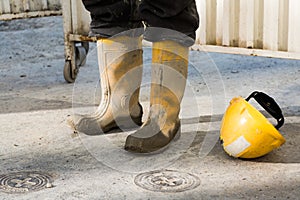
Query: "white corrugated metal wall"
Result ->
[[2, 0, 300, 59], [194, 0, 300, 59], [0, 0, 61, 20]]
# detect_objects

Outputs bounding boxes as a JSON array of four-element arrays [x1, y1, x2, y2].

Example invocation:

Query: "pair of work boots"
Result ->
[[71, 36, 189, 153]]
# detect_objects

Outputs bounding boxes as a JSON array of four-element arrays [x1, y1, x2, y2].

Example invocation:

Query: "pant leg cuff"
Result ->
[[143, 27, 195, 47]]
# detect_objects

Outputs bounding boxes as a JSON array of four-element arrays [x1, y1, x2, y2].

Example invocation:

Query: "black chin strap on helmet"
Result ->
[[245, 91, 284, 130]]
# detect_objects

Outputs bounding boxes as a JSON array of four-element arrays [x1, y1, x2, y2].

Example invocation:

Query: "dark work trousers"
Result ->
[[82, 0, 199, 46]]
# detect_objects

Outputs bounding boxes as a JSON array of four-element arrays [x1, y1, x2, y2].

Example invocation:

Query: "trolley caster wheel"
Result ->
[[75, 42, 89, 66], [64, 60, 76, 83], [75, 46, 87, 66], [82, 41, 89, 54]]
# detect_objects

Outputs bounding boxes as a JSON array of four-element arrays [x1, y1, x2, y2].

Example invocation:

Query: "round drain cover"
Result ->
[[0, 171, 53, 193], [134, 169, 200, 192]]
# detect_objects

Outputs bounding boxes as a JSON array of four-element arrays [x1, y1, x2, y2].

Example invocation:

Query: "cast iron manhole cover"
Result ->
[[134, 169, 200, 192], [0, 171, 53, 193]]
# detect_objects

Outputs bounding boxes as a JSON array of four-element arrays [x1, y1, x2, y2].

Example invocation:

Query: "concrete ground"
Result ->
[[0, 16, 299, 199]]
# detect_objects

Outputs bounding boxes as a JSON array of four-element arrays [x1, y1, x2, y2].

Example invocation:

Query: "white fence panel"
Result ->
[[0, 0, 61, 20], [2, 0, 300, 59], [194, 0, 300, 59], [288, 0, 300, 53]]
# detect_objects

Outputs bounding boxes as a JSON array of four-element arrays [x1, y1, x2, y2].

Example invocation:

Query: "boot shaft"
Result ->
[[96, 36, 143, 111], [97, 36, 143, 89], [150, 40, 189, 121]]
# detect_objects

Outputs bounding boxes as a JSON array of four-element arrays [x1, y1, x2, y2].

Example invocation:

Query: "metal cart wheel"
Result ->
[[63, 42, 89, 83], [63, 60, 75, 83], [75, 42, 89, 66]]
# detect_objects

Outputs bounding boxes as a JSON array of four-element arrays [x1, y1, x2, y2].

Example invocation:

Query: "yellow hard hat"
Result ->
[[220, 91, 285, 159]]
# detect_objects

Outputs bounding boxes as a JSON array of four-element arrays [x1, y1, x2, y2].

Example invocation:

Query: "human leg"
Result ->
[[125, 0, 199, 152], [69, 1, 144, 135], [82, 0, 143, 37]]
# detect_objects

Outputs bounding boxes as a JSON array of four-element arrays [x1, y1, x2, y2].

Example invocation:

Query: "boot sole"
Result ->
[[124, 121, 181, 154]]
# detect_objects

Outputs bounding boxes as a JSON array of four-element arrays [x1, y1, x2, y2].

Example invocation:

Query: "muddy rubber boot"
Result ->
[[69, 36, 143, 135], [124, 40, 189, 153]]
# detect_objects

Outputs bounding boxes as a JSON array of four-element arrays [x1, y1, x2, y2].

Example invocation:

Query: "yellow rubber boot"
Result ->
[[125, 40, 189, 153], [70, 36, 143, 135]]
